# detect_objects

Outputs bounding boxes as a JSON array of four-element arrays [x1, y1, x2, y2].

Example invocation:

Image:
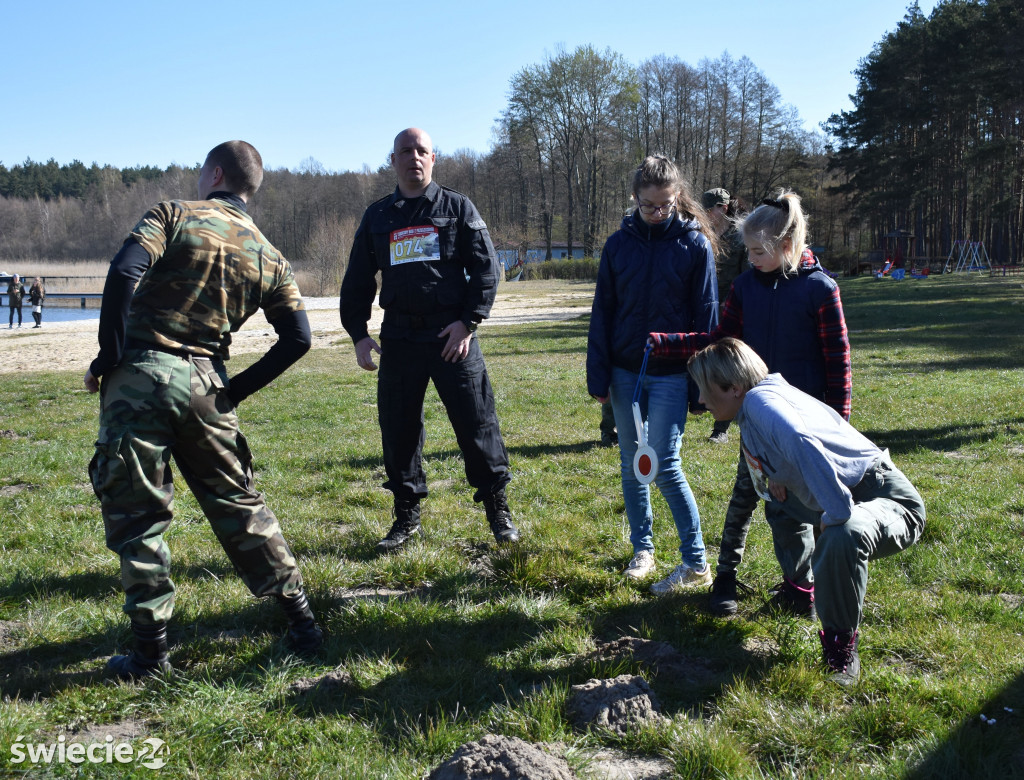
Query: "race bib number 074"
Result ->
[[390, 226, 441, 265]]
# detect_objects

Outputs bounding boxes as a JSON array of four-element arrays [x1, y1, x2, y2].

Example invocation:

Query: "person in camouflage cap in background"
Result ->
[[701, 188, 747, 446], [84, 141, 322, 679]]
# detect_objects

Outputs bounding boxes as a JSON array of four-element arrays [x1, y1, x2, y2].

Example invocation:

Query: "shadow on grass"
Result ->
[[0, 598, 300, 700], [484, 318, 592, 356], [852, 326, 1024, 372], [903, 668, 1024, 779], [0, 558, 241, 603], [590, 594, 780, 709], [1, 569, 121, 602], [310, 437, 600, 474], [275, 575, 774, 740], [1, 623, 124, 699], [862, 417, 1024, 457], [2, 564, 779, 744]]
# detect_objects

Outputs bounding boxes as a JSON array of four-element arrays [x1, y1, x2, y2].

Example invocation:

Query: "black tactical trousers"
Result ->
[[377, 336, 510, 503]]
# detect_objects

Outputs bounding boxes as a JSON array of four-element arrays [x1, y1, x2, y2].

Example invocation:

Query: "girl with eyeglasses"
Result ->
[[587, 155, 721, 594]]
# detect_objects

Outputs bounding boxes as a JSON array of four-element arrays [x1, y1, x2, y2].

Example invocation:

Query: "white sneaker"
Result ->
[[650, 563, 712, 595], [624, 550, 656, 579]]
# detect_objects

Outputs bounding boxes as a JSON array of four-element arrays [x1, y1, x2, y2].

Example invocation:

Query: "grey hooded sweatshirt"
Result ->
[[735, 374, 881, 526]]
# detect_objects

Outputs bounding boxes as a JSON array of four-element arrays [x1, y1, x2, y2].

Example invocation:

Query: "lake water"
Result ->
[[11, 295, 337, 324], [12, 306, 100, 324]]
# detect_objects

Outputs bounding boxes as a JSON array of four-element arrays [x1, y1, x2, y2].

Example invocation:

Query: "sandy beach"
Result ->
[[0, 284, 594, 376]]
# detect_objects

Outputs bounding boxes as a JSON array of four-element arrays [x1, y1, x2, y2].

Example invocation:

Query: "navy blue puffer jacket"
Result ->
[[587, 212, 718, 398]]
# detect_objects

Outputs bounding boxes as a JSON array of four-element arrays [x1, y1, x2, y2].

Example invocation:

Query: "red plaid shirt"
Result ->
[[650, 250, 852, 419]]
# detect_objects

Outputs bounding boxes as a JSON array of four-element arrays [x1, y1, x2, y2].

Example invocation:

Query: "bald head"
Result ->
[[391, 127, 435, 198], [394, 127, 432, 154]]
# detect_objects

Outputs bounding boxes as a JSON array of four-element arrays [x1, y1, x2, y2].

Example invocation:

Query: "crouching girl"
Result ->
[[687, 337, 925, 685]]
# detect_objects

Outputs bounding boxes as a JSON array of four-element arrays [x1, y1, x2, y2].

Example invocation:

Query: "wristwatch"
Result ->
[[462, 319, 479, 333]]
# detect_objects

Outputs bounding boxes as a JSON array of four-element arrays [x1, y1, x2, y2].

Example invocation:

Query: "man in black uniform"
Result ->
[[340, 127, 520, 553]]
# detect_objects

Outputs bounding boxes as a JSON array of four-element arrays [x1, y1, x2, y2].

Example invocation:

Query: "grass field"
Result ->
[[1, 275, 1022, 778]]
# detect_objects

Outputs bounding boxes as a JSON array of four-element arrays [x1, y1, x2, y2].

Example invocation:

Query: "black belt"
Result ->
[[386, 310, 461, 329], [124, 338, 221, 364]]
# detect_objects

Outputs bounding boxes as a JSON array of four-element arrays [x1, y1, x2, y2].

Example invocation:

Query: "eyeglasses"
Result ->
[[637, 201, 675, 215]]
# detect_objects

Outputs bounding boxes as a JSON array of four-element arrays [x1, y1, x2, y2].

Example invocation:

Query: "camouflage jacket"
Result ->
[[6, 282, 26, 307], [125, 195, 303, 359], [716, 227, 748, 302]]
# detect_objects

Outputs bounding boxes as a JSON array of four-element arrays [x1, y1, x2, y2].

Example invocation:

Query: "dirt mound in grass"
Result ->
[[429, 734, 576, 780], [591, 636, 718, 685], [568, 674, 666, 735]]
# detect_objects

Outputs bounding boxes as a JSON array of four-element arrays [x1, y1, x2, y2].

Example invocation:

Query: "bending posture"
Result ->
[[587, 155, 720, 594], [650, 190, 851, 616], [86, 141, 322, 679], [29, 277, 45, 328], [340, 127, 520, 553], [688, 338, 924, 685]]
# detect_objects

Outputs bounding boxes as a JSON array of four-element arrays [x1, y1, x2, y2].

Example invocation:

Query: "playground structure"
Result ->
[[874, 228, 933, 280], [943, 240, 992, 274], [504, 256, 525, 282]]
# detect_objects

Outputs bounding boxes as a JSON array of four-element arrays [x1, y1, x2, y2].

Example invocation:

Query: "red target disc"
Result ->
[[638, 454, 652, 475], [633, 444, 658, 484]]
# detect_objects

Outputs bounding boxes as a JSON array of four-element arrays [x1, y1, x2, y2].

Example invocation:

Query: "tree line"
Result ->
[[825, 0, 1022, 267], [1, 0, 1020, 293]]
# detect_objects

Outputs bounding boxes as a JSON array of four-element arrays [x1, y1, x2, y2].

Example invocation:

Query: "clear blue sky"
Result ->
[[2, 0, 937, 174]]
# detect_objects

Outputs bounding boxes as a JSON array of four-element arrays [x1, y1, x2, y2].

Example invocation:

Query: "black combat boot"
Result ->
[[708, 570, 755, 616], [483, 489, 520, 544], [819, 628, 860, 686], [276, 587, 323, 655], [107, 620, 172, 680], [376, 498, 422, 553], [708, 570, 738, 616], [766, 577, 817, 620]]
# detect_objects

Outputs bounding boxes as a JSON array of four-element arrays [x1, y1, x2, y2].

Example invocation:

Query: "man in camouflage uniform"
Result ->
[[85, 141, 322, 679], [702, 188, 747, 445]]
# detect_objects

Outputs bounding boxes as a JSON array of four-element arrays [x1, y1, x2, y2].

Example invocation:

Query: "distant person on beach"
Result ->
[[340, 127, 520, 553], [85, 140, 322, 679], [687, 337, 924, 685], [7, 274, 26, 328], [29, 277, 45, 328]]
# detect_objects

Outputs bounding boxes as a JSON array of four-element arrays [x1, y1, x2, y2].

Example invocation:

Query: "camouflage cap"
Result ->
[[701, 188, 731, 210]]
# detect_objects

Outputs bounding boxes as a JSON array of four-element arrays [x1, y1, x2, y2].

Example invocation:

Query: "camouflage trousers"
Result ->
[[715, 450, 760, 575], [89, 349, 303, 625], [715, 447, 820, 585]]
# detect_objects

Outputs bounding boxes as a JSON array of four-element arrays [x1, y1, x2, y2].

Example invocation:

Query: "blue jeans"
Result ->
[[609, 367, 706, 569]]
